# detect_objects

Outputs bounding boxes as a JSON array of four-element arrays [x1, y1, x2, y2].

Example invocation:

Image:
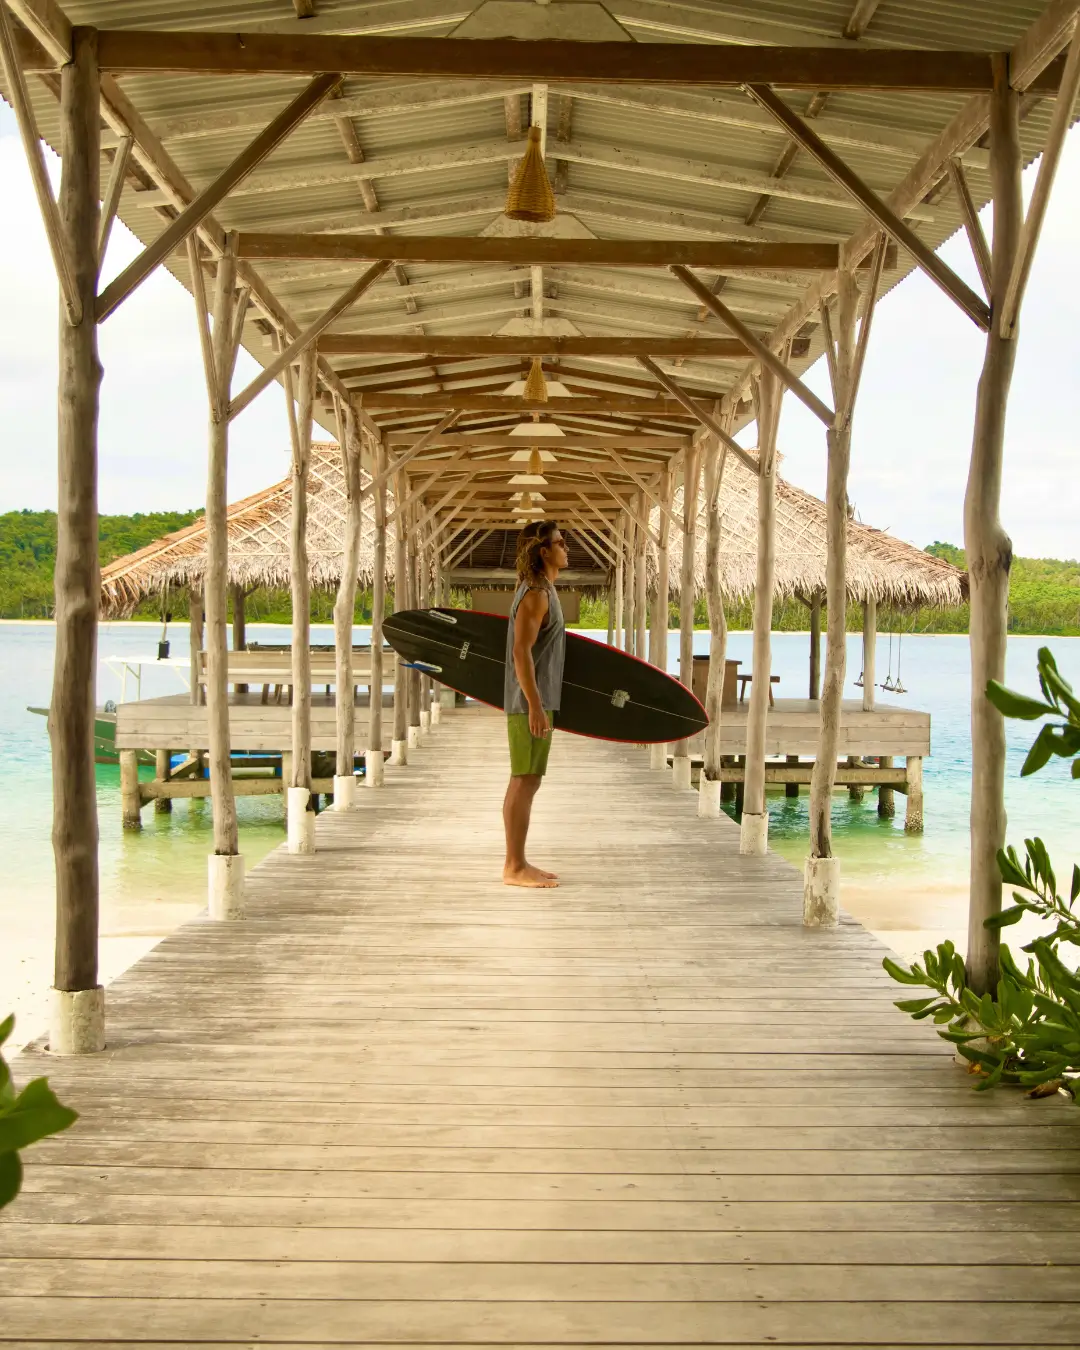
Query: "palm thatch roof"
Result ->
[[100, 444, 397, 619], [657, 451, 965, 608]]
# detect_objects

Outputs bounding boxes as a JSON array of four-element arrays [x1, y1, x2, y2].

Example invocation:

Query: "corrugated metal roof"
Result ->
[[1, 0, 1074, 529]]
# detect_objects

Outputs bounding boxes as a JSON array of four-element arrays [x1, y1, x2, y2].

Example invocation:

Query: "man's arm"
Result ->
[[512, 588, 550, 739]]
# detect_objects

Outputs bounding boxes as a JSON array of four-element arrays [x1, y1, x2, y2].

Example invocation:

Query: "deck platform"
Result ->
[[4, 705, 1078, 1345]]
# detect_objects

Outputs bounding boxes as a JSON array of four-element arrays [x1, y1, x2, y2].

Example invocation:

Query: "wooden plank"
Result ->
[[238, 234, 898, 268], [85, 33, 1030, 91], [357, 393, 697, 412], [9, 706, 1078, 1346]]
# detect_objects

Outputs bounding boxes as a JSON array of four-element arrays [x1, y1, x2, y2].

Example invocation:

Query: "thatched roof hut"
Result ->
[[659, 453, 965, 609], [100, 444, 397, 619], [101, 440, 964, 618]]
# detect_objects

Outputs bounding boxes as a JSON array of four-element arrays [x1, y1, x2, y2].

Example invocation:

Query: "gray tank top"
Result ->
[[504, 579, 566, 714]]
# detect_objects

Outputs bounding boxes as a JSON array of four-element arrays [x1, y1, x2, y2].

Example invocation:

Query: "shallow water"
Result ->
[[1, 621, 1077, 1049]]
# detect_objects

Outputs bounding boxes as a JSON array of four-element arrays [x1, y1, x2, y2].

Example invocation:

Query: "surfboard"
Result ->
[[383, 607, 708, 745]]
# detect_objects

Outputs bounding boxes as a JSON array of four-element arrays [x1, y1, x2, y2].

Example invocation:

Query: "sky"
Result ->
[[1, 104, 1078, 559]]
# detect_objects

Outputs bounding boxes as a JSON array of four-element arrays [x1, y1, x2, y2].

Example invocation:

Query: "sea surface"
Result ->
[[2, 621, 1077, 1050]]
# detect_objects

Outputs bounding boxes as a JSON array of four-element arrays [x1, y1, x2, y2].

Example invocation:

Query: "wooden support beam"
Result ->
[[638, 356, 760, 476], [606, 448, 682, 538], [0, 0, 80, 323], [675, 264, 835, 427], [238, 233, 891, 269], [322, 335, 748, 358], [95, 73, 341, 322], [51, 24, 101, 1020], [361, 411, 460, 502], [743, 83, 991, 331], [86, 32, 1040, 92], [700, 432, 730, 791], [839, 232, 887, 429], [229, 259, 392, 421], [946, 158, 992, 298], [999, 19, 1080, 336], [290, 347, 316, 805], [97, 133, 132, 264], [334, 399, 362, 782], [965, 57, 1023, 994], [360, 393, 698, 414], [368, 437, 387, 770]]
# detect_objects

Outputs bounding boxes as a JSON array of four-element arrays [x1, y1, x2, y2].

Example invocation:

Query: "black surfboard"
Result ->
[[383, 607, 707, 745]]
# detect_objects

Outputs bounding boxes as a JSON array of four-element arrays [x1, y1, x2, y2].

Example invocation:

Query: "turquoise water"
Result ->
[[2, 621, 1078, 1045]]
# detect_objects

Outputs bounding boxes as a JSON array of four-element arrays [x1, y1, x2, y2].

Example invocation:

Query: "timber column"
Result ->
[[672, 445, 701, 791], [287, 348, 316, 854], [366, 439, 387, 786], [51, 28, 104, 1053]]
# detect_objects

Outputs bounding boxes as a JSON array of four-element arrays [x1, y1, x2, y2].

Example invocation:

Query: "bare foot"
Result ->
[[503, 863, 559, 888]]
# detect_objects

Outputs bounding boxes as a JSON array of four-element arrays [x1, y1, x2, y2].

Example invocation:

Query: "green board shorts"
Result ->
[[507, 710, 555, 777]]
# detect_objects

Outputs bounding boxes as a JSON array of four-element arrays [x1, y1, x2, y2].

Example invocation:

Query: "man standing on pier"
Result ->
[[503, 520, 569, 888]]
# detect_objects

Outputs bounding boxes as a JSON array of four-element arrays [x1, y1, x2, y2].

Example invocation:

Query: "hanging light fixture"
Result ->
[[505, 125, 556, 223], [523, 356, 549, 403], [509, 447, 548, 488]]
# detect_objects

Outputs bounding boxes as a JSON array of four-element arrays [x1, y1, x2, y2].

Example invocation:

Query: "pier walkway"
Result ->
[[4, 705, 1080, 1345]]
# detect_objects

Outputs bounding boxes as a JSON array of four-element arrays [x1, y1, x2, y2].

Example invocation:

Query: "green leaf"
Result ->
[[0, 1077, 78, 1153], [1021, 726, 1058, 777], [0, 1151, 21, 1211], [1071, 866, 1079, 906], [0, 1016, 13, 1049], [985, 905, 1026, 929], [985, 681, 1055, 720], [882, 957, 926, 986], [997, 848, 1031, 890], [894, 997, 939, 1014]]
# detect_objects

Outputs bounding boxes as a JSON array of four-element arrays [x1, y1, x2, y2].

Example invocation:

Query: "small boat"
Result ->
[[28, 651, 191, 766]]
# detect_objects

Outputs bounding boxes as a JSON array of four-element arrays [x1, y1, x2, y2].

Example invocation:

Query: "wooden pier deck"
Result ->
[[4, 705, 1079, 1346]]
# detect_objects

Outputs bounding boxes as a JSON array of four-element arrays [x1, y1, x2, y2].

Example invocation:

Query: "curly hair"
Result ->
[[515, 519, 560, 585]]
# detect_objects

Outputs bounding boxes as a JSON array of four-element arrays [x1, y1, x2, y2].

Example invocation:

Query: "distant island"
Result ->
[[1, 510, 1078, 636]]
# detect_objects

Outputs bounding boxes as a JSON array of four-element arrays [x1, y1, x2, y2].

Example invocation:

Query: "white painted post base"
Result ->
[[332, 774, 356, 811], [803, 854, 841, 927], [365, 749, 385, 787], [389, 739, 408, 766], [649, 742, 667, 771], [49, 985, 105, 1055], [698, 776, 723, 818], [420, 709, 432, 734], [287, 787, 316, 855], [439, 686, 455, 710], [671, 755, 693, 791], [208, 852, 245, 920], [739, 810, 768, 856], [431, 699, 442, 725], [407, 724, 421, 750]]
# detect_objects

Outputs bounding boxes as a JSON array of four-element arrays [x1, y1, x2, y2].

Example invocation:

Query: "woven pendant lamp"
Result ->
[[506, 126, 556, 223], [523, 356, 549, 402], [528, 448, 544, 476]]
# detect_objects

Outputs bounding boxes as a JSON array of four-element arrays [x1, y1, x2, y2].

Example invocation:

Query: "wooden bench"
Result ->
[[195, 647, 396, 704], [738, 672, 781, 707]]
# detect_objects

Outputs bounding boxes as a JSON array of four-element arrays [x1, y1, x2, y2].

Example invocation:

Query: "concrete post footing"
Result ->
[[698, 777, 723, 817], [739, 810, 768, 856], [49, 986, 105, 1055], [287, 787, 316, 855], [332, 774, 356, 810], [365, 749, 385, 786], [208, 852, 245, 921], [803, 854, 841, 927]]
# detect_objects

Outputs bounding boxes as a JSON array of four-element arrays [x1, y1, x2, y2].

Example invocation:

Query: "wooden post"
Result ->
[[49, 27, 104, 1050], [189, 585, 204, 707], [606, 580, 615, 646], [785, 756, 800, 799], [154, 748, 172, 815], [367, 439, 387, 786], [622, 512, 635, 656], [905, 755, 924, 833], [740, 368, 781, 856], [406, 505, 422, 749], [231, 583, 247, 694], [203, 239, 245, 915], [333, 399, 362, 809], [614, 514, 624, 649], [119, 750, 141, 831], [698, 433, 730, 818], [418, 521, 433, 735], [861, 596, 877, 711], [805, 269, 859, 925], [287, 346, 316, 854], [673, 444, 701, 790], [809, 592, 822, 700], [965, 60, 1022, 995], [634, 490, 648, 662], [878, 754, 895, 818], [649, 466, 672, 671], [391, 473, 409, 764]]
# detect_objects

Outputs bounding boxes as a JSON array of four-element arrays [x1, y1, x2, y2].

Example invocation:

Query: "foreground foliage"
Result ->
[[0, 1015, 78, 1210], [884, 647, 1080, 1099]]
